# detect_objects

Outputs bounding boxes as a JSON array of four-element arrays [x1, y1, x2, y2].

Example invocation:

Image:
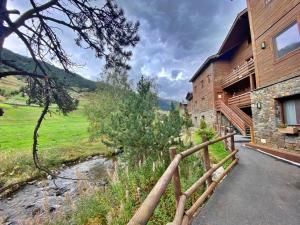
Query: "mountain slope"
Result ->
[[0, 48, 96, 90], [158, 98, 179, 111], [0, 49, 178, 110]]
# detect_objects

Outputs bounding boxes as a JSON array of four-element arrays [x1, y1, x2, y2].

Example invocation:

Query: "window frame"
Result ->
[[277, 95, 300, 127], [272, 20, 300, 60]]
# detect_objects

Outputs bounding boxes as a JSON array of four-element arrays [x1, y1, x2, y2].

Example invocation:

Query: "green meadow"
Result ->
[[0, 102, 111, 188]]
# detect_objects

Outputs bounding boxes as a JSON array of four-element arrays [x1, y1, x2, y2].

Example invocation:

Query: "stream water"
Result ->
[[0, 156, 114, 225]]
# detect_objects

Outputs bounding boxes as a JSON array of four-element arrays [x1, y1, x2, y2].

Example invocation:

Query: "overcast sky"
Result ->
[[5, 0, 246, 101]]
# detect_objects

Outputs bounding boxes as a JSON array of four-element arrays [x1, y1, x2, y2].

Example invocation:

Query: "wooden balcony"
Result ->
[[221, 59, 255, 89], [228, 92, 251, 108]]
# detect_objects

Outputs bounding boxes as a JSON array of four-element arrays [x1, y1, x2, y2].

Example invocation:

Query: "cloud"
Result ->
[[4, 0, 247, 100]]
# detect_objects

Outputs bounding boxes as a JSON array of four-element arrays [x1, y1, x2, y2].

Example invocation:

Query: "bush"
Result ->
[[196, 119, 216, 140]]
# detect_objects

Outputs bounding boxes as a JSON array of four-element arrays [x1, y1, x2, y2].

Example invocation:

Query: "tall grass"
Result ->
[[45, 146, 205, 225], [43, 131, 230, 225]]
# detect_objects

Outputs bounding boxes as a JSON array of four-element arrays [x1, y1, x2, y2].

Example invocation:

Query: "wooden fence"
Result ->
[[128, 131, 238, 225]]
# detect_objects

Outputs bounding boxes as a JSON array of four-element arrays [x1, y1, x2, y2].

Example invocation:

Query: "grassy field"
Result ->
[[0, 102, 111, 188]]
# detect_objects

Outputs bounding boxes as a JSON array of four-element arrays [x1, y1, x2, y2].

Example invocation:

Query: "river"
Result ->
[[0, 156, 114, 225]]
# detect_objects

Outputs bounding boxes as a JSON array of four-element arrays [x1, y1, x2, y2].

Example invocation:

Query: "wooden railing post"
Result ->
[[224, 127, 229, 150], [201, 135, 212, 186], [169, 147, 182, 207], [229, 127, 236, 160]]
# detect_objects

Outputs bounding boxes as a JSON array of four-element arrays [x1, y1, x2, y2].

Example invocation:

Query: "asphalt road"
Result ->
[[191, 142, 300, 225]]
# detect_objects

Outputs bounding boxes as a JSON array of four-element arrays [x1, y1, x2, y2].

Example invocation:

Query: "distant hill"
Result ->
[[0, 49, 178, 110], [158, 98, 179, 111], [0, 48, 96, 90]]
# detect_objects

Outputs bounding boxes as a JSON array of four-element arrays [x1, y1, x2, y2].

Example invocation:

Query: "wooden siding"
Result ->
[[227, 39, 253, 70], [247, 0, 300, 39], [192, 64, 214, 113], [213, 61, 231, 105], [247, 0, 300, 87]]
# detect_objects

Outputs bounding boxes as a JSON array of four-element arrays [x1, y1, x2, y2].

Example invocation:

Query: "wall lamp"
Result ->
[[261, 41, 266, 49]]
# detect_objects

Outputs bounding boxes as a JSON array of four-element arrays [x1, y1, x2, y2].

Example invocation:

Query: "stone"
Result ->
[[25, 203, 35, 209], [251, 76, 300, 152], [32, 207, 42, 216], [27, 180, 36, 185], [212, 166, 225, 181]]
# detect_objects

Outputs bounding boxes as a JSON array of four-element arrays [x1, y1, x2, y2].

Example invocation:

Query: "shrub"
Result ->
[[196, 119, 216, 140]]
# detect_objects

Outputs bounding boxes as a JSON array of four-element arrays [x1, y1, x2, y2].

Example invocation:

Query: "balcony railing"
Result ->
[[228, 92, 251, 108], [221, 59, 255, 88]]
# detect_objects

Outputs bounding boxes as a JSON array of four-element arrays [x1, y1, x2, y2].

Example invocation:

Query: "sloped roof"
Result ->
[[189, 8, 249, 83], [218, 9, 249, 55], [189, 54, 219, 82]]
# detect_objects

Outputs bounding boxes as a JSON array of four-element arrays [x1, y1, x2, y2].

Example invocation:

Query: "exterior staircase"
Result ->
[[217, 100, 253, 136]]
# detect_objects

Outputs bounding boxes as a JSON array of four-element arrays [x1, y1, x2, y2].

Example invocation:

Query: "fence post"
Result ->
[[201, 134, 212, 186], [169, 147, 182, 207], [229, 127, 236, 160], [224, 127, 229, 150]]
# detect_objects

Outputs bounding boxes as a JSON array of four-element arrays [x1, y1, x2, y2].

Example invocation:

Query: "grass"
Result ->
[[44, 150, 205, 225], [193, 131, 231, 167], [44, 129, 231, 225], [0, 103, 112, 188]]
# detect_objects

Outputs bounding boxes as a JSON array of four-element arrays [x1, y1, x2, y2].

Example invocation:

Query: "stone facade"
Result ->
[[251, 76, 300, 152], [192, 109, 216, 128]]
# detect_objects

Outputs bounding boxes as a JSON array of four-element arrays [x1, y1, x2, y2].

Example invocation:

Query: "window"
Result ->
[[201, 80, 204, 88], [207, 75, 211, 83], [274, 22, 300, 58], [279, 95, 300, 126]]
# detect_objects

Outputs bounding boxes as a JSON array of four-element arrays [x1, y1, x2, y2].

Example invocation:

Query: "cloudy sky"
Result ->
[[5, 0, 246, 101]]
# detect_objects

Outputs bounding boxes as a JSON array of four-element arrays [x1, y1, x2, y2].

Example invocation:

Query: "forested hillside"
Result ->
[[0, 49, 96, 90]]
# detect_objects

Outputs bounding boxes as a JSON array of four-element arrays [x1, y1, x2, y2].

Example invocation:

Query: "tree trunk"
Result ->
[[0, 0, 8, 52]]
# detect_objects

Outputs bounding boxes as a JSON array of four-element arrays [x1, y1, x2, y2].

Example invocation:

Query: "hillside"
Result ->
[[0, 49, 178, 110], [0, 48, 96, 90], [158, 98, 179, 111]]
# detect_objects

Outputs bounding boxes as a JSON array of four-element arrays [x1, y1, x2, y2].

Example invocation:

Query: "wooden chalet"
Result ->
[[188, 0, 300, 157], [190, 9, 254, 136]]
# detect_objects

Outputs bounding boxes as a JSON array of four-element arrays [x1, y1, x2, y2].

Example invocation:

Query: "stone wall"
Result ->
[[251, 76, 300, 152], [192, 109, 216, 128]]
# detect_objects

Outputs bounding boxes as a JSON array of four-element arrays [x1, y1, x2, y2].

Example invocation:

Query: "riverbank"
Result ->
[[43, 131, 231, 225], [0, 156, 114, 225]]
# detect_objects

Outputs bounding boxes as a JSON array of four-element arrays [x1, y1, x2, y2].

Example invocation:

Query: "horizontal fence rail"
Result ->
[[128, 131, 238, 225]]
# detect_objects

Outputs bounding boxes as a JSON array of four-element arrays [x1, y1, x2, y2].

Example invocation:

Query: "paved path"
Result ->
[[192, 142, 300, 225]]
